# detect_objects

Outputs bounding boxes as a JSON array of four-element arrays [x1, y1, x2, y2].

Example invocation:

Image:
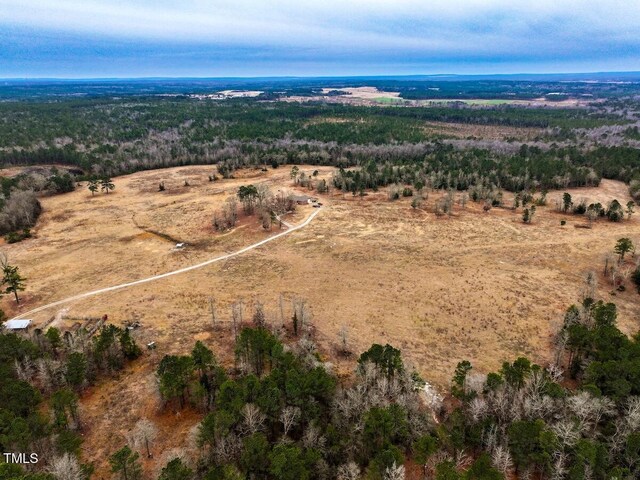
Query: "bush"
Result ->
[[560, 220, 566, 226], [573, 201, 587, 215], [0, 190, 42, 235], [47, 173, 75, 194], [4, 228, 32, 244], [632, 267, 640, 292]]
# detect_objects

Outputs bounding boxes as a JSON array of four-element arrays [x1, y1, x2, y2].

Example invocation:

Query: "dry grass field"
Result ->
[[3, 165, 640, 475]]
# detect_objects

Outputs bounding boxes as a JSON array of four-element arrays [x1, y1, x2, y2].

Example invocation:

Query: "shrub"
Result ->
[[632, 267, 640, 292], [4, 228, 32, 244], [0, 190, 42, 235], [573, 201, 587, 215]]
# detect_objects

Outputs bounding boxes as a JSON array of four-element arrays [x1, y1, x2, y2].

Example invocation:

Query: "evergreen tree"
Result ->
[[109, 446, 142, 480]]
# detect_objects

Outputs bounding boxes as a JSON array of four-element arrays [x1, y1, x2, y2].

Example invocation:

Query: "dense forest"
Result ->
[[2, 297, 640, 479], [0, 96, 638, 198]]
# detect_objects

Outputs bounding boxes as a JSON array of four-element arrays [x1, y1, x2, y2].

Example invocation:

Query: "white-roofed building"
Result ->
[[3, 319, 32, 331]]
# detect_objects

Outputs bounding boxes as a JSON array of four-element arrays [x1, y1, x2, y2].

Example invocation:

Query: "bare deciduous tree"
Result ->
[[128, 418, 158, 459], [384, 462, 405, 480], [252, 301, 266, 329], [241, 403, 266, 435], [209, 296, 216, 328], [491, 445, 513, 476], [279, 406, 301, 437], [337, 325, 351, 356], [336, 462, 360, 480], [49, 453, 84, 480]]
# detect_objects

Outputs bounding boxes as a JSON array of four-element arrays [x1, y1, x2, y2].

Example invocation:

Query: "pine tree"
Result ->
[[100, 177, 115, 194]]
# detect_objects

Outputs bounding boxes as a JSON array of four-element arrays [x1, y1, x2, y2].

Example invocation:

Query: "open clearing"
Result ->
[[3, 166, 640, 474], [283, 86, 596, 108]]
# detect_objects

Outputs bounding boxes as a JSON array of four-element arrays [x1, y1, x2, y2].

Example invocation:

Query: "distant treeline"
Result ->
[[1, 98, 639, 197], [4, 141, 640, 196], [0, 99, 625, 149]]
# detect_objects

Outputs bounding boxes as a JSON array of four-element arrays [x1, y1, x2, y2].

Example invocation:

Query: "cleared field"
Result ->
[[320, 86, 401, 100], [422, 121, 542, 140], [3, 166, 640, 475], [5, 167, 640, 380]]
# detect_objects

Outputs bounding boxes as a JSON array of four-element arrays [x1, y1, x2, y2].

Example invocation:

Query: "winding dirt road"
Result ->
[[10, 207, 322, 321]]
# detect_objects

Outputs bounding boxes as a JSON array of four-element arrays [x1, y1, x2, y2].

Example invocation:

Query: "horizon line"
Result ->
[[2, 70, 640, 82]]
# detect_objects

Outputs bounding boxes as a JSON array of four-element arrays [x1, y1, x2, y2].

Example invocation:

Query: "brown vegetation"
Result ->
[[3, 166, 640, 475]]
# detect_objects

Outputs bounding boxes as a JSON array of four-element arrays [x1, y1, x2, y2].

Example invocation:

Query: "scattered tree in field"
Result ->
[[316, 179, 328, 193], [1, 258, 26, 304], [290, 166, 299, 184], [252, 301, 266, 329], [109, 445, 142, 480], [582, 271, 598, 301], [298, 171, 308, 187], [258, 208, 273, 230], [522, 205, 536, 224], [607, 199, 624, 222], [614, 237, 634, 261], [231, 301, 242, 340], [627, 200, 635, 219], [100, 177, 115, 194], [562, 192, 573, 213], [237, 185, 259, 214], [209, 296, 216, 327], [291, 297, 309, 336], [128, 418, 158, 459], [337, 325, 351, 356], [213, 197, 238, 231], [586, 203, 601, 226], [292, 310, 299, 336], [87, 178, 99, 196], [572, 199, 587, 214]]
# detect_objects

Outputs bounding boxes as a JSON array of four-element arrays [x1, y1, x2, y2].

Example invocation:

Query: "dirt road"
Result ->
[[10, 207, 323, 321]]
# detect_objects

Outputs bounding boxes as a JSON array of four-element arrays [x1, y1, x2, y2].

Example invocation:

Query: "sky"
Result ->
[[1, 0, 640, 78]]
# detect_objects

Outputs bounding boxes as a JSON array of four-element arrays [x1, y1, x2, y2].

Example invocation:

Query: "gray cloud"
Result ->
[[1, 0, 639, 76]]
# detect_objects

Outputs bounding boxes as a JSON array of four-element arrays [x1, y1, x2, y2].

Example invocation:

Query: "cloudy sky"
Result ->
[[1, 0, 640, 78]]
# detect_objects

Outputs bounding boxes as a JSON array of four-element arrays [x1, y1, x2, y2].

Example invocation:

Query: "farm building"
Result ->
[[291, 195, 318, 205], [3, 319, 32, 332]]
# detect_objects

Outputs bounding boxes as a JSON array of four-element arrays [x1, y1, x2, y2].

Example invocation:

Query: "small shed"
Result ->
[[3, 319, 32, 331]]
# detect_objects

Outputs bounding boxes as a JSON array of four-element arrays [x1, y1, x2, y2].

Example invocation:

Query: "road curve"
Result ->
[[10, 207, 323, 321]]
